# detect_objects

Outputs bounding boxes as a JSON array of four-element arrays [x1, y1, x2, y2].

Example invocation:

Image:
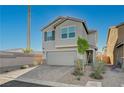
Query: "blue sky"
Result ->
[[0, 5, 124, 51]]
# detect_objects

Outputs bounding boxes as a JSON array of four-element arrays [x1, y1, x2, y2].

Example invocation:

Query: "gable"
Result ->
[[41, 16, 88, 34]]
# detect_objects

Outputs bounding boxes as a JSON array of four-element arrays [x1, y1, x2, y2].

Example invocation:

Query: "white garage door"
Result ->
[[47, 51, 77, 65]]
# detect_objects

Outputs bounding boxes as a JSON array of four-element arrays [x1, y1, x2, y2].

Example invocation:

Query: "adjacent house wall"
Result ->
[[115, 25, 124, 63], [107, 27, 118, 64], [117, 25, 124, 43]]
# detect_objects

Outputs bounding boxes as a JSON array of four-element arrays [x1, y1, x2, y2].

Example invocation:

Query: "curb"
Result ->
[[15, 77, 82, 87]]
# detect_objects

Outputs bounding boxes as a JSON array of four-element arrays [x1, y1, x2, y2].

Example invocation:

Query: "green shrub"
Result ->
[[90, 72, 103, 79], [90, 61, 105, 79], [77, 76, 81, 81], [22, 48, 32, 54], [72, 69, 84, 76], [20, 65, 29, 69]]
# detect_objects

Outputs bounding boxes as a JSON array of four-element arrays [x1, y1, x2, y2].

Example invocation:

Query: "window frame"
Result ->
[[68, 26, 76, 38], [61, 27, 68, 39], [60, 25, 76, 39], [44, 31, 55, 41]]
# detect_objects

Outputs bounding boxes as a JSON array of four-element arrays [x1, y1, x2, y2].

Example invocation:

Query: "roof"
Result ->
[[88, 30, 97, 34], [89, 44, 98, 50], [116, 41, 124, 48], [116, 22, 124, 28], [41, 16, 89, 34]]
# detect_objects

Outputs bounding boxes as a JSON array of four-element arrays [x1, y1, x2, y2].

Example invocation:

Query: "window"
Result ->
[[44, 31, 55, 41], [61, 26, 76, 39], [69, 27, 75, 38], [61, 28, 67, 39], [47, 32, 52, 40]]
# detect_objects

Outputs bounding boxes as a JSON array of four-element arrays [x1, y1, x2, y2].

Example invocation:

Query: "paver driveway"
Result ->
[[17, 64, 74, 82]]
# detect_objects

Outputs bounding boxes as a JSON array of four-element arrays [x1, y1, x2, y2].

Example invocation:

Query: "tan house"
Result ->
[[107, 23, 124, 65], [41, 16, 97, 65]]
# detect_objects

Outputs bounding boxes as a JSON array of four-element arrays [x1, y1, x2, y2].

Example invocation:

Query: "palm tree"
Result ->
[[77, 36, 89, 72], [23, 5, 32, 53]]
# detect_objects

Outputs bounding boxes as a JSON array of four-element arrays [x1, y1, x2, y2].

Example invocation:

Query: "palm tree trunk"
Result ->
[[27, 5, 31, 49]]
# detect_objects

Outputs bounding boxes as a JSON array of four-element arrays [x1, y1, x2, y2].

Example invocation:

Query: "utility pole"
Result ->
[[27, 5, 31, 49]]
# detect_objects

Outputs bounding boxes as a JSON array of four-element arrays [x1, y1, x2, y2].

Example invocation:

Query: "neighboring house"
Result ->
[[107, 23, 124, 65], [41, 16, 97, 65]]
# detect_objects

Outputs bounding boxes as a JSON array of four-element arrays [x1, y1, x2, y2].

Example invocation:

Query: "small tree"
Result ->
[[77, 36, 89, 72]]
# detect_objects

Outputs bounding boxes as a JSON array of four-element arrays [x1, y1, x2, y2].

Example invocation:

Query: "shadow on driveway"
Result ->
[[0, 80, 51, 87]]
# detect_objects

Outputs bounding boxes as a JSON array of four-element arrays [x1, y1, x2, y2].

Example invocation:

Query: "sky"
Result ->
[[0, 5, 124, 51]]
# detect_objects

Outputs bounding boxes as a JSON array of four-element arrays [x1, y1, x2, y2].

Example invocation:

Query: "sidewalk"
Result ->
[[0, 66, 38, 85]]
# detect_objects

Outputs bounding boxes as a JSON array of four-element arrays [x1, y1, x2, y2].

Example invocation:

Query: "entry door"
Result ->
[[86, 50, 93, 64]]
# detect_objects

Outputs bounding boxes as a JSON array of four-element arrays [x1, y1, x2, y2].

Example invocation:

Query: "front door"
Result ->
[[86, 50, 93, 64]]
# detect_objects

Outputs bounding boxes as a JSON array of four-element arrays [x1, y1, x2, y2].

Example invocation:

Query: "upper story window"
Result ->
[[44, 31, 55, 41], [61, 28, 68, 38], [61, 26, 76, 39], [68, 26, 75, 38]]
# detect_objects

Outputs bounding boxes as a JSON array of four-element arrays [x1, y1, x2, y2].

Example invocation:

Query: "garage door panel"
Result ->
[[47, 51, 76, 65]]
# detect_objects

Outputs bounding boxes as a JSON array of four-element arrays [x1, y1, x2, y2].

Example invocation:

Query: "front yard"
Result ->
[[15, 64, 124, 87], [59, 65, 124, 87]]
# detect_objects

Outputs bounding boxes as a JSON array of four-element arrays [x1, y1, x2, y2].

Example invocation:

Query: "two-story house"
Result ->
[[107, 23, 124, 65], [41, 16, 97, 65]]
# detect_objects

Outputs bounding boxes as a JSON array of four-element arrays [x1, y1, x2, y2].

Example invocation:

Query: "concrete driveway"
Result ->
[[16, 64, 74, 83]]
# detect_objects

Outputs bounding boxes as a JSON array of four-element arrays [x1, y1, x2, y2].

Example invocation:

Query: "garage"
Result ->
[[46, 51, 77, 65]]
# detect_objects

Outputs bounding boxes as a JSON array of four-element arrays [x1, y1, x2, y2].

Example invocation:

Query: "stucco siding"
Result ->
[[88, 32, 97, 46], [55, 20, 87, 47], [117, 25, 124, 43], [107, 27, 118, 64], [42, 19, 62, 51], [43, 41, 56, 51]]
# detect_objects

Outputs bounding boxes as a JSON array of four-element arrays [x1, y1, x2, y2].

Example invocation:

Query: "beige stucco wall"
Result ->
[[107, 27, 118, 64], [117, 25, 124, 43], [115, 25, 124, 63]]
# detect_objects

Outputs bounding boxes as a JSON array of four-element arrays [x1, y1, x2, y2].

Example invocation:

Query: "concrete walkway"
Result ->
[[121, 84, 124, 87], [85, 81, 102, 87], [0, 66, 38, 85]]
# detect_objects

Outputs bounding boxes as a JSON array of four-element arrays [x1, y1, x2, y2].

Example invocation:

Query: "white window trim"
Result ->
[[60, 25, 76, 40]]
